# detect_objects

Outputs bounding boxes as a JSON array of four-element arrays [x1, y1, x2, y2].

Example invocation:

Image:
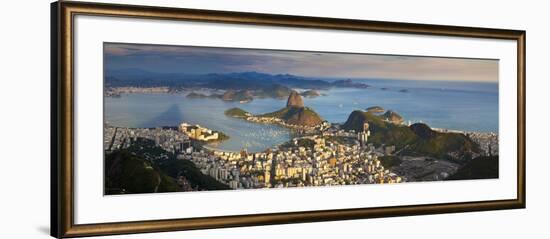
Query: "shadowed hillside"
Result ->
[[105, 150, 180, 194], [105, 138, 230, 194], [447, 156, 499, 180]]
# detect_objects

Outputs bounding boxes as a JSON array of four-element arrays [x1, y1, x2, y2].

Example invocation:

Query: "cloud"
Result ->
[[104, 43, 498, 82]]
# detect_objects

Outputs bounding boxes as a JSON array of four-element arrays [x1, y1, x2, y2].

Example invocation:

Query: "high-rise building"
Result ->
[[264, 170, 270, 185], [240, 148, 248, 158], [357, 122, 370, 147]]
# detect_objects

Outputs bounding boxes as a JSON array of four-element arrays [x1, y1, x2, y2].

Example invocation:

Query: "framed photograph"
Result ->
[[51, 1, 526, 238]]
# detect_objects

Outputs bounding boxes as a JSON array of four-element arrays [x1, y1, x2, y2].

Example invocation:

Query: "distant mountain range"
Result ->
[[105, 69, 369, 90], [342, 110, 481, 161]]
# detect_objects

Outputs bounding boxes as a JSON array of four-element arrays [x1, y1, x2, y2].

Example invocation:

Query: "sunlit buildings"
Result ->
[[178, 122, 220, 141]]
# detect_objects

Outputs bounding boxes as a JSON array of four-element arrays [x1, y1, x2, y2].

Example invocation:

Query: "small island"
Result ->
[[332, 79, 369, 88], [300, 89, 321, 98], [186, 92, 222, 99], [224, 107, 252, 118], [218, 85, 296, 103], [222, 90, 253, 103], [366, 106, 385, 113]]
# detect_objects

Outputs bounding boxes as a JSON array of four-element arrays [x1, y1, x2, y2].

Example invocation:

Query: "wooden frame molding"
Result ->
[[51, 1, 526, 238]]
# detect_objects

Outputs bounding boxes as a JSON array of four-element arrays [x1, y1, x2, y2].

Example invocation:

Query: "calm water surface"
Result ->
[[105, 79, 498, 152]]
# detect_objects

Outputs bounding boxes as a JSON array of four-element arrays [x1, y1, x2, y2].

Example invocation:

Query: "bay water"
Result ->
[[105, 79, 498, 152]]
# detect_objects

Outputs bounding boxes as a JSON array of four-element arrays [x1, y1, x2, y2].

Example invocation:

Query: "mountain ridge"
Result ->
[[105, 70, 369, 90], [342, 110, 480, 160]]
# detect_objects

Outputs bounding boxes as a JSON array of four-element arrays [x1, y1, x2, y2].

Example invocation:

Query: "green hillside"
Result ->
[[224, 107, 251, 118], [105, 138, 230, 194], [343, 110, 416, 148], [105, 150, 179, 194], [405, 132, 480, 159], [342, 110, 480, 160], [256, 84, 293, 99], [158, 159, 231, 191], [222, 89, 253, 102]]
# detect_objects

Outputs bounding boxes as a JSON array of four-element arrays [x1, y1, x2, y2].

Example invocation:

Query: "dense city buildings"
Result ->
[[104, 118, 415, 191], [104, 92, 498, 193], [102, 43, 500, 195], [104, 126, 190, 155]]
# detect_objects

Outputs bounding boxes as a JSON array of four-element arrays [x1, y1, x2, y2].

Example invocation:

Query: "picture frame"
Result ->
[[51, 1, 526, 238]]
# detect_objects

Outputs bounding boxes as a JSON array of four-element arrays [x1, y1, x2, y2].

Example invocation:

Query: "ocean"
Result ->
[[105, 79, 498, 152]]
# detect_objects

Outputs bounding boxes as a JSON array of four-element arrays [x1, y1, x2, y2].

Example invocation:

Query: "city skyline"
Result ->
[[105, 43, 499, 82]]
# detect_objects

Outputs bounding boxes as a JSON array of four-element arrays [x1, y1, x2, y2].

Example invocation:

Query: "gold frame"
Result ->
[[51, 1, 526, 238]]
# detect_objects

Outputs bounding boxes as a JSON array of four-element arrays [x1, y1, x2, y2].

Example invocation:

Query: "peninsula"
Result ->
[[225, 90, 325, 129]]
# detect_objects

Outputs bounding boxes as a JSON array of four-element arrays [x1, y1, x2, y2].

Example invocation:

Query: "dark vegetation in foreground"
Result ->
[[447, 156, 499, 180], [378, 155, 403, 168], [105, 138, 229, 195]]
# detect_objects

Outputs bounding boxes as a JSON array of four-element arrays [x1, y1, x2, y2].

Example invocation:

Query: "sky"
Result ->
[[104, 43, 498, 82]]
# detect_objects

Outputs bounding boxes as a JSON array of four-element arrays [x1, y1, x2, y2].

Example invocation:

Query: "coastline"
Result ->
[[105, 122, 498, 157], [104, 95, 499, 192], [106, 88, 498, 133]]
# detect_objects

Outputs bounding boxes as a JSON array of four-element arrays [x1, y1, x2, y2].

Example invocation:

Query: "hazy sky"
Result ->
[[105, 43, 498, 82]]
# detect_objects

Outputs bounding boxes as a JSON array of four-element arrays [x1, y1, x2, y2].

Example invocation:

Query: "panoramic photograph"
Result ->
[[103, 42, 499, 195]]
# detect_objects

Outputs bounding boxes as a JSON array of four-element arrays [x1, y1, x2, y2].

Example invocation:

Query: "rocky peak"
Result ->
[[286, 90, 304, 108], [383, 110, 404, 124], [409, 123, 436, 139]]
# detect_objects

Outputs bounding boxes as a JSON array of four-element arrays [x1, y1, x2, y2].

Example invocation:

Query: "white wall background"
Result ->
[[0, 0, 547, 238]]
